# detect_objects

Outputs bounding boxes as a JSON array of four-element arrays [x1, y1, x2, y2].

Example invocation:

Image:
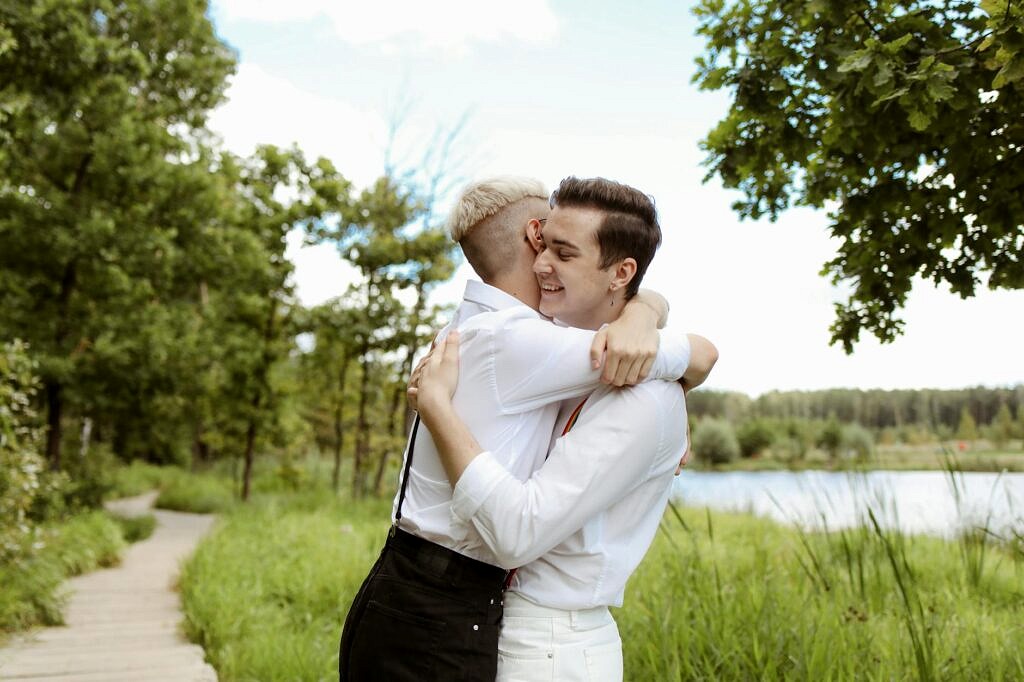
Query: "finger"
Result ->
[[406, 387, 418, 411], [602, 352, 620, 384], [623, 355, 645, 386], [637, 356, 655, 382], [590, 329, 607, 370], [443, 330, 460, 364], [425, 336, 447, 372], [612, 353, 636, 386]]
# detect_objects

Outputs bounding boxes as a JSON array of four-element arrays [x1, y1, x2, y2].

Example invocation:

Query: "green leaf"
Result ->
[[992, 55, 1024, 89], [838, 51, 874, 73], [884, 33, 914, 53]]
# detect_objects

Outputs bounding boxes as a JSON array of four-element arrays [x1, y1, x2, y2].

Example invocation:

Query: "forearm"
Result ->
[[417, 399, 484, 487], [629, 288, 669, 328], [681, 333, 719, 390]]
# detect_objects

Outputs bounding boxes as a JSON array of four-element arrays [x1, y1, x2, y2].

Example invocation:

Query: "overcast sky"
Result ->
[[206, 1, 1023, 397]]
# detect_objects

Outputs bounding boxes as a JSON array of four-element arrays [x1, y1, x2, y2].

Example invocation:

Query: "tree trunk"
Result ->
[[192, 421, 210, 470], [45, 381, 62, 470], [402, 282, 427, 437], [46, 260, 78, 470], [241, 300, 278, 501], [373, 383, 404, 495], [241, 397, 258, 501], [332, 356, 351, 492], [353, 346, 371, 498]]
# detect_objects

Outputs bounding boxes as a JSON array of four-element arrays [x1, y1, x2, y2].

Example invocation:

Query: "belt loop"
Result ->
[[570, 610, 578, 629]]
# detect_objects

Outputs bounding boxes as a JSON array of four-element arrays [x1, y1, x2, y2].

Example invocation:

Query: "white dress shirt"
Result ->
[[450, 379, 688, 609], [392, 280, 690, 567]]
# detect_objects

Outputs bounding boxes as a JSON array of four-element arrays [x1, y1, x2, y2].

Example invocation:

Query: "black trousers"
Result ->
[[339, 529, 508, 681]]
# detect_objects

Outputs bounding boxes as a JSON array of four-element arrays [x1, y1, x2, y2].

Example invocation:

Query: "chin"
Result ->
[[539, 300, 558, 319]]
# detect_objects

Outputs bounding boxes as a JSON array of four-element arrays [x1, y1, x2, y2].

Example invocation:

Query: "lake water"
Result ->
[[672, 470, 1024, 538]]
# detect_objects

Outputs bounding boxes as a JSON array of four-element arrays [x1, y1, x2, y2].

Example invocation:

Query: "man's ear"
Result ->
[[610, 258, 637, 292], [525, 218, 544, 254]]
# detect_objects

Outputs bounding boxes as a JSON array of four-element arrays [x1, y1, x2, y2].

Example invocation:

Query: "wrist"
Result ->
[[418, 392, 454, 423], [624, 297, 660, 324]]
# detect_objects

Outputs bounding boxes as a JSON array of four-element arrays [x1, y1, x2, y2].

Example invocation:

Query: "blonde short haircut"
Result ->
[[447, 176, 548, 242]]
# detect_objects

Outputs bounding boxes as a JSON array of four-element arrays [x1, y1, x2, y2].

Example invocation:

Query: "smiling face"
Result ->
[[533, 206, 620, 330]]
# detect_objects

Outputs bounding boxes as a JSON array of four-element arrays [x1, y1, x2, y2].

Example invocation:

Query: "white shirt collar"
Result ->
[[462, 279, 527, 313]]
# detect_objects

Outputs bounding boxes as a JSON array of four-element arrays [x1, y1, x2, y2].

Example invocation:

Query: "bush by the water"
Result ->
[[692, 419, 740, 464], [841, 423, 874, 460], [736, 418, 774, 458]]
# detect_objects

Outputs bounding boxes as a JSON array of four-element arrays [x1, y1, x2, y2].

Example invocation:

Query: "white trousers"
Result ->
[[497, 592, 623, 682]]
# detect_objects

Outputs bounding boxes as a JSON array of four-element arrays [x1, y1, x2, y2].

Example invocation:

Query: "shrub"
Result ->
[[59, 443, 119, 511], [109, 460, 179, 497], [156, 471, 236, 514], [0, 340, 51, 564], [692, 419, 740, 465], [0, 511, 125, 632], [736, 419, 774, 458], [841, 423, 874, 461], [110, 512, 157, 543], [816, 417, 843, 459]]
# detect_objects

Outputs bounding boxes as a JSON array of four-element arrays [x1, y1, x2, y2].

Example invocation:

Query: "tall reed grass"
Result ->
[[180, 481, 1023, 681]]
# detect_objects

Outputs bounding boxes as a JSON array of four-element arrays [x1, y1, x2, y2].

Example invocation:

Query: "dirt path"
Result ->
[[0, 491, 218, 681]]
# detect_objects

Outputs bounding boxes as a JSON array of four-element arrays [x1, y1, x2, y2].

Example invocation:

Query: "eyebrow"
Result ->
[[549, 237, 579, 251]]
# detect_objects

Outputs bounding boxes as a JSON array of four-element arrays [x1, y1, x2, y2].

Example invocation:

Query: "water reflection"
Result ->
[[672, 470, 1024, 538]]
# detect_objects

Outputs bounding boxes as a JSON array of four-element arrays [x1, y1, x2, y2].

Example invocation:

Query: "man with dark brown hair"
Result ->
[[416, 176, 715, 681], [338, 176, 714, 681]]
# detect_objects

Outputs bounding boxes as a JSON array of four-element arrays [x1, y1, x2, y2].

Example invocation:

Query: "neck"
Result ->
[[488, 269, 541, 312], [565, 297, 628, 331]]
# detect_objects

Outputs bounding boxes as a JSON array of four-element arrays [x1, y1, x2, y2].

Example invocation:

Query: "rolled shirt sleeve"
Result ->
[[451, 385, 671, 569]]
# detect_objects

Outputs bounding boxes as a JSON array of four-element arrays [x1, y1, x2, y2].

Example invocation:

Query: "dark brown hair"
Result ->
[[549, 176, 661, 298]]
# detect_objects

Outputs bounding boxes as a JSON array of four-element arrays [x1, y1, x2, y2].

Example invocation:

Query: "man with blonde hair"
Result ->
[[338, 176, 711, 681], [416, 176, 715, 681]]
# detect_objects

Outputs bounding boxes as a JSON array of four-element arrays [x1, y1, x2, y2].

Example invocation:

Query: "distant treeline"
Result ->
[[688, 386, 1024, 431]]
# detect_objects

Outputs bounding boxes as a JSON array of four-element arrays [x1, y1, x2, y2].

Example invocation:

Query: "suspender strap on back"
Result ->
[[393, 414, 421, 528]]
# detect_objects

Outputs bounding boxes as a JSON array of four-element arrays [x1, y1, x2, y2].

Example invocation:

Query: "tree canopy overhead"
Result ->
[[693, 0, 1024, 351]]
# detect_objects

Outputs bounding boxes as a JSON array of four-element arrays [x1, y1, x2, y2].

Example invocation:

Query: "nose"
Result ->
[[533, 249, 553, 275]]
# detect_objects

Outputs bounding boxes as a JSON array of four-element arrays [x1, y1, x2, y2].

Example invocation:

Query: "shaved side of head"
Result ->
[[447, 177, 548, 281]]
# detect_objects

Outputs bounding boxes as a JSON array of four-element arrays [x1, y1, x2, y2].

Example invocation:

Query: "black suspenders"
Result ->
[[392, 414, 421, 530]]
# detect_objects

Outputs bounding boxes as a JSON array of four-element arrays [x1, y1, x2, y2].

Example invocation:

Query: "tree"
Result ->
[[692, 419, 741, 464], [693, 0, 1024, 351], [956, 405, 978, 440], [990, 401, 1014, 447], [0, 0, 235, 467], [736, 418, 774, 457], [817, 415, 843, 460]]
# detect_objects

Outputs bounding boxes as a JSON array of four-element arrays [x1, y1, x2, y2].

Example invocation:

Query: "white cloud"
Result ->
[[207, 65, 389, 305], [217, 0, 558, 53], [207, 63, 388, 187], [285, 228, 361, 307]]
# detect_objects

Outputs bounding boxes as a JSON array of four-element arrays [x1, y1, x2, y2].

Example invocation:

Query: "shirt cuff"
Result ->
[[450, 452, 508, 523]]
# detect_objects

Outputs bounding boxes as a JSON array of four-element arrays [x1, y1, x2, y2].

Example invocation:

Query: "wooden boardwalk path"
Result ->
[[0, 492, 218, 681]]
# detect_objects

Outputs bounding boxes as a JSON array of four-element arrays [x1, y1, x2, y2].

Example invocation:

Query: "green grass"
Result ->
[[179, 491, 390, 681], [619, 503, 1024, 680], [109, 512, 157, 543], [180, 489, 1024, 681], [0, 511, 126, 635], [108, 460, 181, 497], [155, 469, 237, 514]]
